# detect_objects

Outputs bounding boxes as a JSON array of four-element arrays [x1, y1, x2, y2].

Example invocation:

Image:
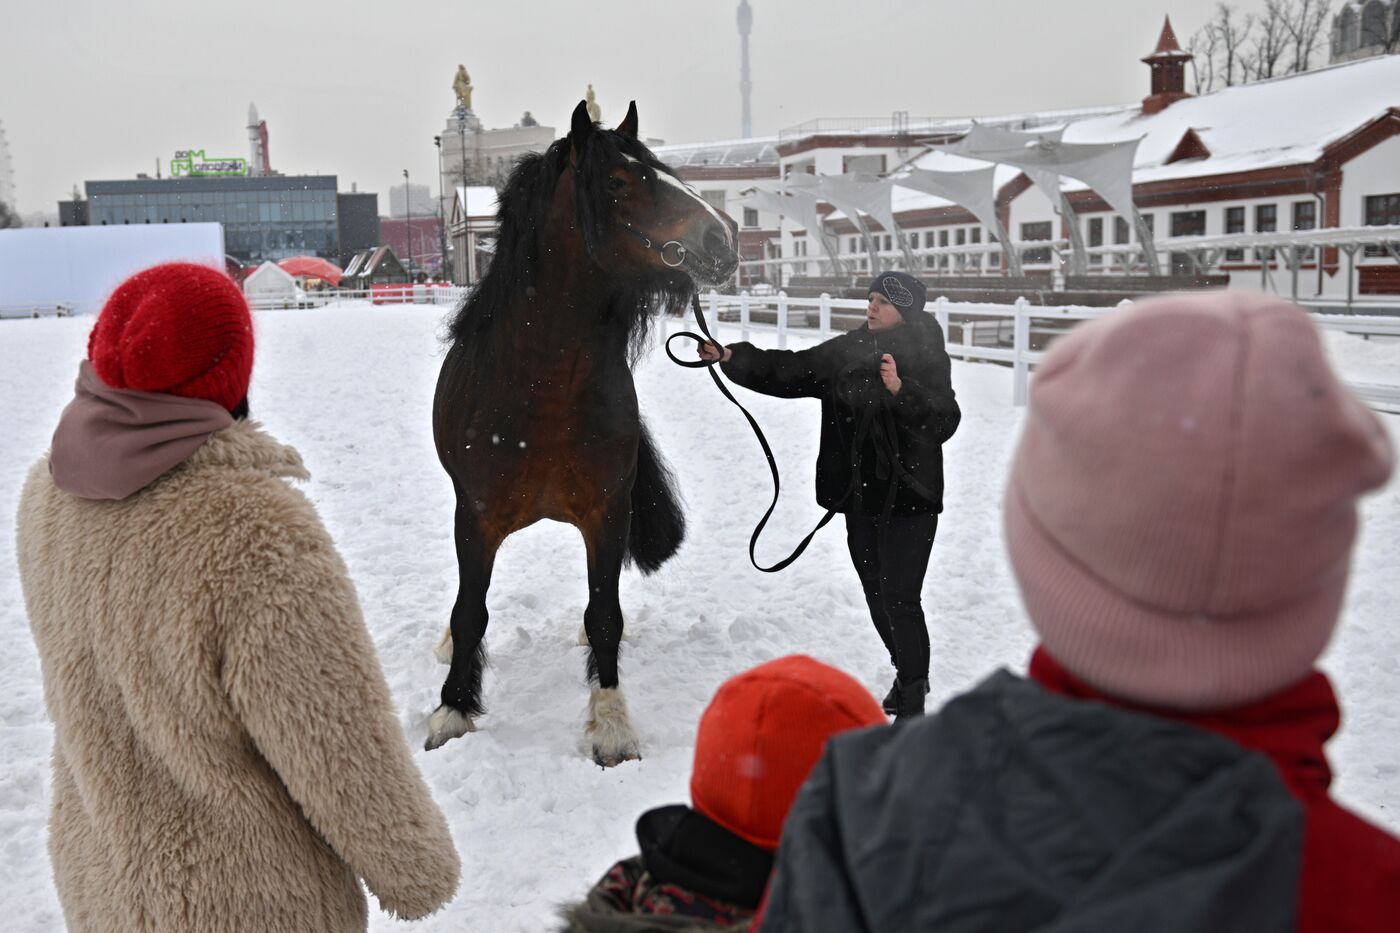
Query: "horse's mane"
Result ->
[[445, 126, 694, 366]]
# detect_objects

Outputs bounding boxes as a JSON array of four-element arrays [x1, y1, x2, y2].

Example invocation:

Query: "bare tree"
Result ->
[[1249, 1, 1292, 78], [1187, 25, 1221, 92], [1276, 0, 1335, 72], [1212, 3, 1258, 86], [0, 200, 22, 229]]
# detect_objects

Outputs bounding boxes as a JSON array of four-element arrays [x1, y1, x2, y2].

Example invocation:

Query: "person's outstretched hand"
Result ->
[[698, 341, 732, 364]]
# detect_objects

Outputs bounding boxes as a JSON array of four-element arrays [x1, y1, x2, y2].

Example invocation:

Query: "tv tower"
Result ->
[[247, 103, 271, 177], [0, 118, 16, 210], [737, 1, 753, 138]]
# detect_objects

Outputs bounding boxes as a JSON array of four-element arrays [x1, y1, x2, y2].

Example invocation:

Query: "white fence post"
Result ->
[[707, 289, 720, 340], [1013, 297, 1031, 407], [819, 292, 832, 337], [777, 290, 789, 350], [739, 291, 751, 342], [934, 295, 950, 339]]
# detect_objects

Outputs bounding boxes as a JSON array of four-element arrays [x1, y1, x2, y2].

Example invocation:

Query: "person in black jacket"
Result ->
[[698, 272, 960, 720]]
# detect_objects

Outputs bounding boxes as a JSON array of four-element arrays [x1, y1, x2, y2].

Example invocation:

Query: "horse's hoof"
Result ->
[[592, 746, 642, 769], [424, 705, 475, 751], [433, 627, 453, 665], [586, 687, 640, 768], [576, 623, 589, 647]]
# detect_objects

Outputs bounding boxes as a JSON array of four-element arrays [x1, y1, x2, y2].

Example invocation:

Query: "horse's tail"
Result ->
[[627, 420, 685, 574]]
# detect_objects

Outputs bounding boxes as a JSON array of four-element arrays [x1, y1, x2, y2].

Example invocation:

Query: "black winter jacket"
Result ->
[[757, 671, 1304, 933], [560, 805, 766, 932], [720, 315, 959, 516]]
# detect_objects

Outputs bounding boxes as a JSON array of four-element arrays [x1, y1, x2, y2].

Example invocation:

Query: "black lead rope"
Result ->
[[664, 294, 868, 573]]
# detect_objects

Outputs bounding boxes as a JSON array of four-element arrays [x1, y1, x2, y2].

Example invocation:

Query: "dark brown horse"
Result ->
[[427, 100, 738, 764]]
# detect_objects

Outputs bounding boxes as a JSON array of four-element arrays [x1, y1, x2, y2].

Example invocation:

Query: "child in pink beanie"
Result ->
[[755, 290, 1397, 933]]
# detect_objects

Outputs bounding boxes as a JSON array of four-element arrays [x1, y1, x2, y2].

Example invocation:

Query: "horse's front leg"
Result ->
[[580, 498, 640, 767], [426, 501, 499, 751]]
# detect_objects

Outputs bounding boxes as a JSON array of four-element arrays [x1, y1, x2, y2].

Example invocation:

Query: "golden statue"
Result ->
[[586, 84, 601, 123], [453, 65, 473, 111]]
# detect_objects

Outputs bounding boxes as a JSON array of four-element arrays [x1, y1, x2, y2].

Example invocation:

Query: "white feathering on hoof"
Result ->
[[424, 705, 475, 751], [586, 687, 640, 768], [576, 623, 589, 647], [433, 626, 453, 665]]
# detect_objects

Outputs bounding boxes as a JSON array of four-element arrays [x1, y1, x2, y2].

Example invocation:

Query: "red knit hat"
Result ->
[[689, 655, 886, 850], [88, 263, 254, 411]]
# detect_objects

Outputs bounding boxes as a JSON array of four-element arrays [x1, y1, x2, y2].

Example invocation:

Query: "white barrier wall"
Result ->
[[0, 223, 225, 315]]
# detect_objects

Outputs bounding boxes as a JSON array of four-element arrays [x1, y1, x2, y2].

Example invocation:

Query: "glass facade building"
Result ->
[[84, 175, 340, 263]]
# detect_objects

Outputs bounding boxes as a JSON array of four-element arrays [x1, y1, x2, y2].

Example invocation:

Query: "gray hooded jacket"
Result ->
[[758, 671, 1303, 933]]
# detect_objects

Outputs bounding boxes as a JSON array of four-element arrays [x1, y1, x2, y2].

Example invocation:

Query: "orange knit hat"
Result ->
[[689, 656, 886, 850]]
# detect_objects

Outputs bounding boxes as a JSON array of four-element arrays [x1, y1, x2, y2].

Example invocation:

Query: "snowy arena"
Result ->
[[2, 301, 1397, 931]]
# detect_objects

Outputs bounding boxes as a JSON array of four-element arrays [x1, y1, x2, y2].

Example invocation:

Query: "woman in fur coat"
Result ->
[[15, 263, 461, 932]]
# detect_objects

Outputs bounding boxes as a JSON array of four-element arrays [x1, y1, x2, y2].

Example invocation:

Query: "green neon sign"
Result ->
[[170, 149, 248, 177]]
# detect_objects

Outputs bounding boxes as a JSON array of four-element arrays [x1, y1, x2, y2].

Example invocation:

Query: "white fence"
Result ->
[[664, 290, 1400, 414], [246, 286, 469, 311]]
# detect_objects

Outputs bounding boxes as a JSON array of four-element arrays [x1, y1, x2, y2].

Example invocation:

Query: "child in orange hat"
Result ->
[[561, 656, 886, 931]]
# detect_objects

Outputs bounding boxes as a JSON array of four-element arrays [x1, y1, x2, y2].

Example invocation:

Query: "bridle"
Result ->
[[620, 223, 689, 268], [569, 155, 691, 269]]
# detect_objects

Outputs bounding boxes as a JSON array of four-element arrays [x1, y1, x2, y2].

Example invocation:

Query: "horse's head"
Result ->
[[566, 100, 739, 287]]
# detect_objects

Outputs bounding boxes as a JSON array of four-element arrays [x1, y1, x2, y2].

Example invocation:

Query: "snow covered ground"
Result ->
[[2, 300, 1397, 931]]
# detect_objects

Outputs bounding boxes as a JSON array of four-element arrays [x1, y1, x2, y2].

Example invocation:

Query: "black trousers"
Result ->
[[845, 511, 939, 684]]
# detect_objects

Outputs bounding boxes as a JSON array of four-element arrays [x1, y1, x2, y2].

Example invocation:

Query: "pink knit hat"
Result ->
[[1006, 290, 1393, 710]]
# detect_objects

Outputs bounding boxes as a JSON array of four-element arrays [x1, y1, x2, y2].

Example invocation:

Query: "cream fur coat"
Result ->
[[16, 421, 460, 932]]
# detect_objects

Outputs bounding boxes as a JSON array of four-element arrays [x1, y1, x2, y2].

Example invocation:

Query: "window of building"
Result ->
[[743, 207, 759, 228], [1255, 203, 1278, 260], [1170, 210, 1206, 238], [1114, 216, 1130, 245], [1021, 220, 1053, 264], [842, 154, 886, 174], [1292, 201, 1317, 260], [1364, 193, 1400, 257], [1361, 1, 1389, 46], [1225, 206, 1246, 261], [970, 228, 981, 244], [924, 230, 935, 248], [955, 228, 966, 246], [938, 229, 949, 247], [1087, 217, 1104, 265]]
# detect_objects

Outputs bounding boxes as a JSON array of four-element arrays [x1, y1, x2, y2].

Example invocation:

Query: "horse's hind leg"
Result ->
[[426, 503, 499, 751], [581, 500, 640, 767]]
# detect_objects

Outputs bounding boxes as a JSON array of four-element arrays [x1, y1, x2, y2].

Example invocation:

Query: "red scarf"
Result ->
[[1031, 646, 1400, 932]]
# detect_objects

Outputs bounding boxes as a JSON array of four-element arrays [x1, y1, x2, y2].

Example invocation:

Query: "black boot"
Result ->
[[893, 678, 929, 723], [881, 678, 899, 715]]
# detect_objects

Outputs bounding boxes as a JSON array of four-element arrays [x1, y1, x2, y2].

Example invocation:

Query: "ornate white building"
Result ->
[[1332, 0, 1399, 63]]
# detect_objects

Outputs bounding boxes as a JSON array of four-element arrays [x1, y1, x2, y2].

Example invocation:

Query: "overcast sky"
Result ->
[[4, 0, 1254, 216]]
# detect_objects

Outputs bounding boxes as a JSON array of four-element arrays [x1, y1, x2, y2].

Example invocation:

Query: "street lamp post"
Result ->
[[402, 168, 411, 281], [435, 135, 449, 283]]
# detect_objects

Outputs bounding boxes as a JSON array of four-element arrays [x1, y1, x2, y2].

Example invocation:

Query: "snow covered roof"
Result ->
[[869, 55, 1399, 219], [651, 136, 781, 167], [242, 261, 297, 297], [1059, 55, 1400, 186], [456, 185, 498, 218]]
